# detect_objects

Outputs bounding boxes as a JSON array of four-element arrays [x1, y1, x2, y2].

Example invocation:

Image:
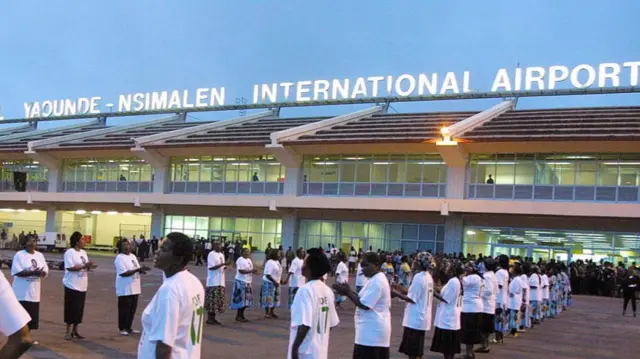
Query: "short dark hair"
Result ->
[[267, 248, 278, 260], [363, 252, 381, 267], [70, 232, 83, 248], [306, 247, 331, 279], [166, 232, 194, 266]]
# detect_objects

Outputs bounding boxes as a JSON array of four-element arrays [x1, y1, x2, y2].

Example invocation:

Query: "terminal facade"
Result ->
[[0, 100, 639, 264]]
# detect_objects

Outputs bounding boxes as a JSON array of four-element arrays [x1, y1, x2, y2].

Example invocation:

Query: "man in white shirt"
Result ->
[[519, 265, 531, 331], [355, 261, 368, 293], [138, 232, 205, 359], [1, 268, 34, 359], [494, 255, 510, 343], [115, 239, 150, 336], [286, 248, 306, 309], [205, 241, 230, 325], [288, 248, 339, 359], [334, 253, 349, 308], [334, 252, 392, 359]]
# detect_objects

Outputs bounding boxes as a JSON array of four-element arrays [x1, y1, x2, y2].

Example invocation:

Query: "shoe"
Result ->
[[64, 334, 72, 341], [71, 333, 85, 339], [474, 347, 490, 353], [128, 329, 141, 334], [33, 341, 39, 345], [236, 316, 248, 323], [119, 330, 130, 336], [270, 313, 279, 319]]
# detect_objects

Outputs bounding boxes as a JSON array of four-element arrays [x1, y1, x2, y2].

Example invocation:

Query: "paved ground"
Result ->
[[0, 251, 637, 359]]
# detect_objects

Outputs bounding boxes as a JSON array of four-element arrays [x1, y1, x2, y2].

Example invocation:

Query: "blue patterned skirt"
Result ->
[[230, 280, 253, 310], [260, 280, 280, 309]]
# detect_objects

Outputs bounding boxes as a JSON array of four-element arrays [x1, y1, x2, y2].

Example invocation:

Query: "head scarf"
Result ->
[[416, 251, 436, 270]]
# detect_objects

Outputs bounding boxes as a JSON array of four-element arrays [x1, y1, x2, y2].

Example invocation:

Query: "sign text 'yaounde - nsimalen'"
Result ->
[[22, 61, 640, 119]]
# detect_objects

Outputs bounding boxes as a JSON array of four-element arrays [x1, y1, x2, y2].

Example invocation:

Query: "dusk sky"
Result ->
[[1, 0, 639, 128]]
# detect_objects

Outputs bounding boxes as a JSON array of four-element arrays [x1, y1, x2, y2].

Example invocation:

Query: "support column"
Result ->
[[446, 166, 467, 199], [45, 207, 59, 232], [443, 214, 464, 254], [24, 151, 63, 193], [281, 212, 299, 250], [284, 166, 303, 196], [152, 166, 170, 194], [131, 147, 170, 194], [151, 207, 165, 239]]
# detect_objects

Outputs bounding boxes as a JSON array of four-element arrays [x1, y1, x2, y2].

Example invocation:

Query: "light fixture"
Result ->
[[604, 162, 640, 165], [122, 212, 132, 216], [231, 162, 250, 166], [373, 162, 392, 165], [314, 161, 337, 166], [30, 209, 41, 213], [91, 210, 102, 215], [75, 210, 86, 214], [0, 208, 15, 212], [466, 230, 476, 235], [17, 209, 27, 213], [107, 211, 118, 215], [140, 212, 153, 216], [344, 156, 365, 160], [267, 162, 281, 166]]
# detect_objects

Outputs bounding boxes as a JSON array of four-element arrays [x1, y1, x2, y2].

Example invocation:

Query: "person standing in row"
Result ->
[[334, 252, 391, 359], [231, 248, 257, 322], [355, 260, 367, 293], [11, 234, 48, 344], [138, 232, 205, 359], [286, 248, 306, 309], [0, 269, 34, 359], [621, 269, 639, 317], [476, 258, 497, 354], [205, 241, 230, 325], [334, 252, 349, 309], [507, 264, 524, 337], [460, 262, 484, 358], [115, 239, 150, 336], [519, 264, 531, 331], [541, 268, 550, 320], [348, 246, 357, 274], [493, 255, 510, 343], [397, 252, 436, 359], [63, 231, 97, 341], [430, 264, 463, 359], [528, 265, 543, 324], [261, 249, 283, 319], [288, 248, 339, 359]]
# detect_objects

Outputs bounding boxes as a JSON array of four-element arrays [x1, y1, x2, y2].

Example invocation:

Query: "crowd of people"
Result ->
[[1, 234, 639, 359]]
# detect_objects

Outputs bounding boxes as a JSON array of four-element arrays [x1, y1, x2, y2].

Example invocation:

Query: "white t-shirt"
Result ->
[[541, 274, 550, 299], [263, 259, 283, 283], [235, 257, 254, 284], [348, 251, 357, 263], [0, 271, 31, 337], [355, 263, 368, 288], [402, 271, 434, 331], [355, 272, 391, 347], [433, 276, 462, 330], [287, 280, 340, 359], [206, 251, 226, 287], [115, 253, 142, 297], [481, 271, 497, 314], [288, 257, 305, 288], [508, 276, 523, 310], [138, 270, 205, 359], [11, 250, 48, 302], [529, 273, 542, 301], [462, 274, 484, 313], [519, 274, 530, 304], [63, 248, 89, 292], [495, 269, 509, 306], [335, 262, 348, 284]]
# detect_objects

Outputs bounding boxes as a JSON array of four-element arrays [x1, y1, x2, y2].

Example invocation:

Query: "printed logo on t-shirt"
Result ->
[[190, 294, 204, 345], [317, 296, 330, 335], [31, 259, 38, 269]]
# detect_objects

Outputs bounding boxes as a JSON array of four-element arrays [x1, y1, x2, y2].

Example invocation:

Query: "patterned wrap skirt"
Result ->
[[520, 302, 531, 328], [288, 287, 299, 309], [230, 280, 253, 310], [508, 309, 519, 330], [494, 305, 508, 333], [530, 300, 541, 321], [260, 280, 280, 309], [205, 286, 226, 314]]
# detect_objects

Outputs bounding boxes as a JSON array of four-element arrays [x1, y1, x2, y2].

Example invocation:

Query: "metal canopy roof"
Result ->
[[0, 120, 105, 153]]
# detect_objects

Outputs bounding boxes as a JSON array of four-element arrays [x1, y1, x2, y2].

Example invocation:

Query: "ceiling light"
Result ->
[[91, 210, 102, 215], [30, 209, 41, 213], [107, 211, 118, 215], [75, 210, 86, 214], [17, 209, 27, 213]]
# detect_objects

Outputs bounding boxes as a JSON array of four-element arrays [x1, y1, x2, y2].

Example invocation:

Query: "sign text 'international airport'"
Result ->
[[22, 61, 640, 119]]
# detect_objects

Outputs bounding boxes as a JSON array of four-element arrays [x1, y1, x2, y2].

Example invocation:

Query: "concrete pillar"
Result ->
[[281, 212, 299, 250], [151, 207, 165, 238], [283, 166, 303, 196], [45, 207, 59, 232], [153, 166, 170, 194], [446, 165, 467, 199], [46, 167, 63, 193], [443, 213, 464, 254]]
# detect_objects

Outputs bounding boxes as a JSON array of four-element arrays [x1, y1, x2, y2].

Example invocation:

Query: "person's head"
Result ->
[[302, 248, 331, 281], [296, 248, 305, 259], [267, 242, 271, 248], [338, 252, 347, 262], [497, 254, 509, 270], [361, 252, 382, 278], [154, 232, 193, 272], [414, 251, 436, 272], [484, 258, 498, 272], [242, 247, 251, 258], [401, 255, 408, 264], [120, 239, 131, 255], [70, 231, 84, 250], [267, 248, 278, 261], [213, 241, 221, 252], [22, 234, 37, 253], [511, 262, 523, 276]]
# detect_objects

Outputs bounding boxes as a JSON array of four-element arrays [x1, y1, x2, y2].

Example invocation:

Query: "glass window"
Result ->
[[309, 157, 325, 182], [619, 154, 640, 186], [514, 154, 535, 185], [340, 161, 356, 182], [323, 157, 339, 182], [419, 225, 437, 242], [406, 155, 424, 183], [554, 161, 575, 185], [402, 224, 418, 240], [472, 154, 495, 184], [387, 155, 406, 183], [225, 159, 238, 182], [575, 159, 596, 186], [494, 154, 515, 185], [371, 155, 389, 183], [385, 224, 402, 240], [355, 157, 371, 183], [534, 154, 555, 185], [596, 154, 619, 186]]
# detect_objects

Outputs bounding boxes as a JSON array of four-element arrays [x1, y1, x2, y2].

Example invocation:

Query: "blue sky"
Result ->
[[0, 0, 639, 128]]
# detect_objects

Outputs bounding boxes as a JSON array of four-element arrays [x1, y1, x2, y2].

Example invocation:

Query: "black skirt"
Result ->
[[398, 327, 426, 357], [460, 312, 483, 345], [353, 344, 390, 359], [19, 301, 40, 330], [430, 327, 461, 355], [64, 286, 87, 325], [479, 313, 495, 334]]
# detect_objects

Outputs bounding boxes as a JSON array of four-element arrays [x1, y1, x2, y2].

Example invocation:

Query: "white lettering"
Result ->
[[77, 98, 90, 114], [462, 71, 471, 93], [24, 102, 33, 118], [570, 64, 596, 88], [351, 77, 368, 98], [252, 84, 258, 104], [296, 81, 312, 102], [368, 76, 384, 97], [514, 68, 522, 91], [313, 80, 330, 101], [132, 93, 145, 111], [89, 97, 101, 114], [118, 94, 132, 112], [525, 67, 545, 91], [151, 91, 168, 110], [182, 90, 194, 108], [41, 101, 53, 117], [331, 79, 349, 100], [548, 66, 569, 89], [30, 102, 41, 118], [195, 88, 208, 107], [280, 82, 294, 100], [491, 69, 512, 92], [210, 88, 225, 106], [395, 74, 416, 96], [440, 72, 460, 94], [64, 99, 77, 116], [418, 73, 437, 95], [52, 100, 64, 117], [598, 63, 621, 87], [623, 61, 640, 86], [168, 90, 181, 108], [261, 84, 277, 103]]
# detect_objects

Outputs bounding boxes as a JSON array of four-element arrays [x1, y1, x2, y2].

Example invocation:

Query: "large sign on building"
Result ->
[[22, 61, 640, 119]]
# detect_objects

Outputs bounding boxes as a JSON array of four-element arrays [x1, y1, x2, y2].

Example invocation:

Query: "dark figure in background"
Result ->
[[234, 240, 242, 261], [486, 175, 494, 184], [285, 246, 295, 272], [622, 270, 639, 317], [194, 240, 204, 266], [138, 238, 149, 263], [252, 172, 259, 182]]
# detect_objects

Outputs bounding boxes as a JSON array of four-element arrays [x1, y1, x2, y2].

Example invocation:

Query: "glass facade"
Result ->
[[0, 160, 48, 192], [63, 158, 153, 192], [468, 153, 640, 202], [463, 226, 640, 264], [170, 155, 285, 194], [164, 215, 282, 251], [302, 154, 447, 197], [299, 220, 445, 253]]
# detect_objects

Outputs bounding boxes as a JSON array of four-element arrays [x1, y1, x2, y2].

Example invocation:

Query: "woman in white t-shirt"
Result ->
[[493, 255, 510, 343], [333, 252, 392, 359], [63, 231, 97, 341], [430, 263, 463, 359], [230, 248, 257, 322], [507, 264, 524, 337], [460, 262, 484, 357], [355, 259, 368, 293], [348, 246, 357, 274], [261, 248, 283, 318], [519, 264, 531, 330], [138, 232, 205, 359], [205, 241, 230, 325], [397, 252, 436, 359], [477, 258, 498, 353], [0, 270, 34, 358], [115, 239, 151, 336], [528, 265, 543, 325], [285, 248, 306, 309], [541, 269, 550, 320], [11, 234, 48, 338], [288, 248, 339, 359], [334, 252, 349, 308]]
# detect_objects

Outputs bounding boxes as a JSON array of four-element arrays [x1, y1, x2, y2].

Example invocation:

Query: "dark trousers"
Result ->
[[64, 287, 87, 325], [623, 295, 637, 313], [19, 301, 40, 330], [118, 295, 139, 331]]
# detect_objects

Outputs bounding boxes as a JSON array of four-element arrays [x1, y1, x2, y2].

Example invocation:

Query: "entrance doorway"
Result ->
[[491, 244, 573, 263], [341, 236, 367, 254]]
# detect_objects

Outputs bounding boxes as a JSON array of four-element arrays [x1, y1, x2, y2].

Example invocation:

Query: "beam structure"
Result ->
[[438, 100, 515, 143], [1, 119, 104, 143]]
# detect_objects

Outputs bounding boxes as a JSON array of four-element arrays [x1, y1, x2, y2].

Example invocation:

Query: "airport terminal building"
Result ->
[[0, 99, 639, 264]]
